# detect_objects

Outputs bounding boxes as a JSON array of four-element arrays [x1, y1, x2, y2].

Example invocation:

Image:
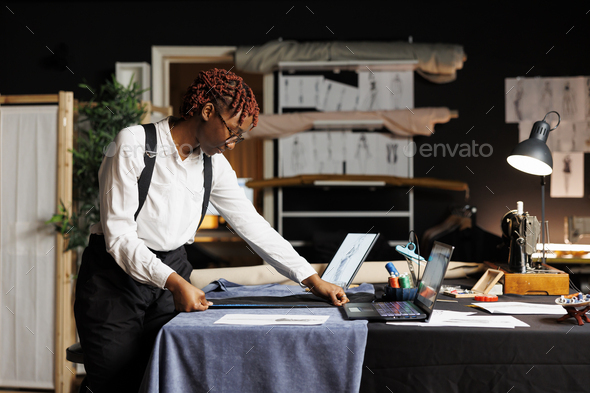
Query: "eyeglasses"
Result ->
[[217, 111, 244, 149]]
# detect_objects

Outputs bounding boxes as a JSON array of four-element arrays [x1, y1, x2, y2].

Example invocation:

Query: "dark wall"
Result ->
[[3, 1, 590, 242]]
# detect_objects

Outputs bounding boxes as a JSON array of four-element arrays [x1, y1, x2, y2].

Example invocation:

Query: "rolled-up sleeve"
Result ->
[[209, 155, 317, 284], [98, 128, 174, 288]]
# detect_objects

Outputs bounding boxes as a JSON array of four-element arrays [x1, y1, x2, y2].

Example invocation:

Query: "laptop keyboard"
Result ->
[[374, 302, 422, 317]]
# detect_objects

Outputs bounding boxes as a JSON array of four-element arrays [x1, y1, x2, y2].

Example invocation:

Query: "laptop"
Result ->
[[343, 241, 454, 321], [208, 232, 379, 308], [320, 233, 380, 290]]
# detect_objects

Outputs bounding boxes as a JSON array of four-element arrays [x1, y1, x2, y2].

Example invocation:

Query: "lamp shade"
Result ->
[[507, 114, 558, 176], [507, 138, 553, 175]]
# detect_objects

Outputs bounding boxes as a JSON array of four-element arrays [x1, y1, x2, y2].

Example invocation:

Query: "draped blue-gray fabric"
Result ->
[[202, 278, 375, 299], [139, 282, 370, 393]]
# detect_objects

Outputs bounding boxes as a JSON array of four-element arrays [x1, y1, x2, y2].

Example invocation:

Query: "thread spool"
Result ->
[[389, 277, 400, 288]]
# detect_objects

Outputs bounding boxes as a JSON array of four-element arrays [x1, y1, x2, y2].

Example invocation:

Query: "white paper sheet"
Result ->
[[506, 77, 588, 123], [386, 310, 529, 328], [358, 71, 413, 111], [550, 152, 584, 198], [318, 79, 359, 112], [280, 76, 325, 109], [471, 302, 565, 314], [386, 310, 472, 326], [214, 314, 330, 325], [279, 131, 411, 177]]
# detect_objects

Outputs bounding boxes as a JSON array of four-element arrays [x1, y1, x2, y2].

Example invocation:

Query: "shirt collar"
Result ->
[[157, 117, 201, 160]]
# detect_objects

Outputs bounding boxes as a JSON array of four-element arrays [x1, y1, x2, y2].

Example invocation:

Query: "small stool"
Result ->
[[66, 343, 88, 393], [557, 305, 590, 326], [66, 342, 85, 364]]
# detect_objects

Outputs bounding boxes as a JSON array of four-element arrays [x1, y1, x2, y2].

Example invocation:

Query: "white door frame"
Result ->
[[151, 46, 236, 108], [151, 46, 275, 223]]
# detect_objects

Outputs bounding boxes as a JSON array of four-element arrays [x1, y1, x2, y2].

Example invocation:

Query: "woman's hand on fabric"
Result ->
[[165, 272, 213, 312], [301, 274, 349, 306]]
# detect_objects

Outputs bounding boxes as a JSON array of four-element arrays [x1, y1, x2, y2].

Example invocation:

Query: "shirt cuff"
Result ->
[[295, 264, 319, 286], [154, 264, 176, 289]]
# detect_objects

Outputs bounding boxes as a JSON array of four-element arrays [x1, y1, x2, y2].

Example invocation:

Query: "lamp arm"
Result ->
[[540, 175, 546, 264]]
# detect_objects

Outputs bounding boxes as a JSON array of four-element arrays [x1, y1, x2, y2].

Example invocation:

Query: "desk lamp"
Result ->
[[507, 111, 561, 265]]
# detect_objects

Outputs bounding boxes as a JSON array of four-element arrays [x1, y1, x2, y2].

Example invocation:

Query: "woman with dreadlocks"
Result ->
[[74, 68, 348, 393]]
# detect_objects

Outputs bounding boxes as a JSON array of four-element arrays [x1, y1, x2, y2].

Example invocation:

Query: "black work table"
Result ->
[[360, 280, 590, 393]]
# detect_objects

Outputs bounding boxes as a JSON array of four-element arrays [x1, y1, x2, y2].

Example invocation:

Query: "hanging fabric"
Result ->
[[245, 107, 454, 139], [0, 105, 58, 389], [235, 40, 466, 83]]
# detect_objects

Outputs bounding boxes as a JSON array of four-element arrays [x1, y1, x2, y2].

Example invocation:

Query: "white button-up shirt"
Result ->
[[90, 118, 317, 288]]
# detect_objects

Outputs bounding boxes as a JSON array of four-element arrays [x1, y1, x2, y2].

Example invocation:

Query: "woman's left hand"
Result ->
[[301, 274, 349, 306]]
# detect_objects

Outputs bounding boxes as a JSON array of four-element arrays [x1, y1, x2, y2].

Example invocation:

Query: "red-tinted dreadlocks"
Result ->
[[180, 68, 260, 127]]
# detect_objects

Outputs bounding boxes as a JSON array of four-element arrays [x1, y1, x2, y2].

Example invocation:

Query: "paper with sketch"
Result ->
[[506, 76, 587, 123], [471, 302, 564, 315], [279, 131, 411, 177], [214, 314, 330, 326], [427, 312, 529, 329], [358, 71, 413, 111], [386, 310, 472, 327], [550, 152, 584, 198], [280, 76, 324, 109], [386, 310, 529, 328], [317, 79, 359, 112]]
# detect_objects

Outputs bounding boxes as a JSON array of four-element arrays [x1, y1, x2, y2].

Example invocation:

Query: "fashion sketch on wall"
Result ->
[[281, 76, 324, 109], [508, 76, 590, 198], [280, 131, 345, 177], [550, 152, 584, 198], [280, 131, 410, 178], [318, 79, 359, 112], [358, 71, 413, 111], [506, 76, 587, 123]]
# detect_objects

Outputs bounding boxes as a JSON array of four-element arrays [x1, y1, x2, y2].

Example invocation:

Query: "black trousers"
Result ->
[[74, 234, 192, 393]]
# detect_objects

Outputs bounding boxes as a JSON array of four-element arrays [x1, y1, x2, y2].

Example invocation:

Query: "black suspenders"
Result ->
[[199, 155, 213, 229], [134, 124, 158, 221], [134, 123, 212, 230]]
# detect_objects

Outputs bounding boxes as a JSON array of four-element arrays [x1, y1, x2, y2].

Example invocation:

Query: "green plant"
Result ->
[[46, 74, 148, 251]]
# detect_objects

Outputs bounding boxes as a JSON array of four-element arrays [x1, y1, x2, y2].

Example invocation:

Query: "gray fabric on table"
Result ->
[[139, 296, 369, 393], [202, 278, 374, 299]]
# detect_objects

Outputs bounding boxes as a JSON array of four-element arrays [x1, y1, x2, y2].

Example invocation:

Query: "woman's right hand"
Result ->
[[165, 272, 213, 312]]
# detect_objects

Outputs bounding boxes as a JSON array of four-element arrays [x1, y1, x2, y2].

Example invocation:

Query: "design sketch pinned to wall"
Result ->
[[290, 135, 307, 174], [280, 131, 347, 177], [539, 80, 554, 115], [379, 135, 410, 177], [280, 131, 411, 178], [317, 80, 359, 112], [350, 133, 374, 174], [519, 120, 590, 153], [506, 76, 587, 123], [358, 71, 413, 111], [510, 76, 589, 199], [550, 152, 584, 198], [281, 76, 325, 108], [322, 131, 346, 174], [505, 78, 539, 122], [346, 132, 411, 176], [561, 80, 579, 120]]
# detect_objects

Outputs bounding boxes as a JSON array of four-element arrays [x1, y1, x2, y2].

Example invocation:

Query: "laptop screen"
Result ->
[[321, 233, 379, 289], [414, 241, 454, 315]]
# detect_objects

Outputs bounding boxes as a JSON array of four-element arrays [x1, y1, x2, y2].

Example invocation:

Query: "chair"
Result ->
[[66, 343, 88, 392]]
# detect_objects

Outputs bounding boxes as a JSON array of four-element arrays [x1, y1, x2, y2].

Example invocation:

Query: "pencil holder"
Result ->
[[383, 287, 418, 301]]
